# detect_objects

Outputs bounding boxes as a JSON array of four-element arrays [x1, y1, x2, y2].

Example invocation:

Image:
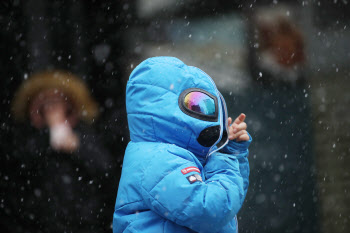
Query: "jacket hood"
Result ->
[[126, 57, 227, 160]]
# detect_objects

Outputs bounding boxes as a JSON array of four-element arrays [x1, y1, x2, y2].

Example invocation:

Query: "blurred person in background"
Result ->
[[6, 71, 117, 233], [0, 1, 132, 232], [12, 70, 98, 153]]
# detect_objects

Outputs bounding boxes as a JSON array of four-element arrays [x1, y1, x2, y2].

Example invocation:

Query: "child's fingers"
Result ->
[[233, 113, 246, 124], [232, 122, 247, 133], [236, 133, 250, 142], [227, 117, 232, 127], [229, 130, 247, 140], [228, 126, 234, 139]]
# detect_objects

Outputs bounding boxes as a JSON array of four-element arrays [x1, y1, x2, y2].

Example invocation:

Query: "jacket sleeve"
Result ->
[[219, 132, 252, 200], [140, 146, 246, 233]]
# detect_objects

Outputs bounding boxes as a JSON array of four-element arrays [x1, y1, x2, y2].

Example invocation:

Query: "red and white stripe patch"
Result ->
[[181, 166, 200, 175]]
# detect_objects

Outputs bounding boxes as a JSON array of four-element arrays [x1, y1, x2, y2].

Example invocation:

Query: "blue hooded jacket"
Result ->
[[113, 57, 252, 233]]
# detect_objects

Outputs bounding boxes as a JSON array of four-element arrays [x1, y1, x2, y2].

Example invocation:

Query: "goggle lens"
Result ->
[[184, 92, 216, 116]]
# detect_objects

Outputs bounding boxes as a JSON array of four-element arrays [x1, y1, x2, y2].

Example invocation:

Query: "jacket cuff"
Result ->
[[220, 132, 252, 155]]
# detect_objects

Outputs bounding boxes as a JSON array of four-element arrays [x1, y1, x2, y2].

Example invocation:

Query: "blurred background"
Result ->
[[0, 0, 349, 232]]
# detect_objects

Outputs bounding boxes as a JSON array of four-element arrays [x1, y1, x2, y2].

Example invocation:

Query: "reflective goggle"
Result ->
[[179, 88, 229, 156], [179, 88, 218, 122]]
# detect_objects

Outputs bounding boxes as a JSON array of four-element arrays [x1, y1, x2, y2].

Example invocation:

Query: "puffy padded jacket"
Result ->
[[113, 57, 251, 233]]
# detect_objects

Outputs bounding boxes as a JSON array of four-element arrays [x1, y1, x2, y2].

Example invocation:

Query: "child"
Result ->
[[113, 57, 252, 233]]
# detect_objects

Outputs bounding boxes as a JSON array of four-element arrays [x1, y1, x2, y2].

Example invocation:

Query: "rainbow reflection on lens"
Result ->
[[184, 92, 215, 115]]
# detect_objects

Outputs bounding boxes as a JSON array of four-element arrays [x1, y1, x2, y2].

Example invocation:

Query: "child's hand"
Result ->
[[227, 113, 249, 142]]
